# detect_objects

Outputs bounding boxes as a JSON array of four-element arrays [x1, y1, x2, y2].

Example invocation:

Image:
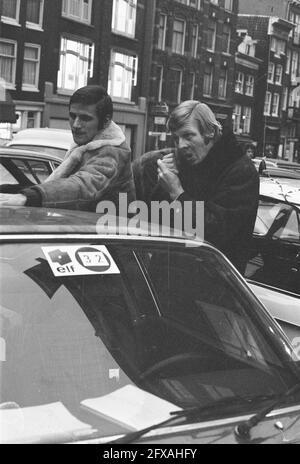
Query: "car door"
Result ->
[[0, 156, 53, 193], [245, 197, 300, 294]]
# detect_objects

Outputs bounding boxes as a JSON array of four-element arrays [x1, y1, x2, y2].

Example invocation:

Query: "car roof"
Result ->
[[0, 206, 210, 247], [0, 146, 62, 163], [261, 167, 300, 179], [7, 128, 73, 150]]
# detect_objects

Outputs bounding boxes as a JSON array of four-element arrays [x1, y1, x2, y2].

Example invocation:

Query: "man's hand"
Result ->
[[157, 159, 184, 201], [0, 194, 27, 207], [161, 153, 179, 174]]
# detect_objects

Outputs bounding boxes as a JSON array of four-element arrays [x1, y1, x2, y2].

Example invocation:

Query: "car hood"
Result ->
[[260, 179, 300, 206]]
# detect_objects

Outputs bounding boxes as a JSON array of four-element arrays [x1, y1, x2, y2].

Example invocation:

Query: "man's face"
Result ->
[[172, 117, 212, 166], [69, 103, 100, 146]]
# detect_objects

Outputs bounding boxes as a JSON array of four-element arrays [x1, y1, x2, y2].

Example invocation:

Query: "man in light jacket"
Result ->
[[0, 85, 135, 211]]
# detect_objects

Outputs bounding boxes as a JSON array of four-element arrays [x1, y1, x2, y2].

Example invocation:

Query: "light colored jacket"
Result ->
[[31, 121, 135, 211]]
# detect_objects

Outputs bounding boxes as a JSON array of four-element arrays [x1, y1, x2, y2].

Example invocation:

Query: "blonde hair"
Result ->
[[167, 100, 222, 142]]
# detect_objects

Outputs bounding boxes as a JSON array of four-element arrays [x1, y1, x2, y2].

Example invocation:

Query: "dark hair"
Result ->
[[69, 85, 113, 130]]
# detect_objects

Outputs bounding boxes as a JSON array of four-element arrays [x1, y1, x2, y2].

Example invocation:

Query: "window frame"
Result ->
[[111, 0, 137, 38], [264, 91, 272, 115], [245, 74, 254, 96], [0, 39, 17, 89], [235, 71, 244, 94], [57, 36, 95, 94], [26, 0, 44, 30], [172, 18, 186, 55], [271, 93, 280, 117], [168, 67, 183, 104], [207, 19, 217, 52], [267, 62, 275, 83], [191, 24, 199, 58], [218, 67, 227, 99], [203, 63, 214, 97], [1, 0, 20, 25], [22, 43, 41, 91], [274, 65, 283, 85], [108, 50, 138, 102], [61, 0, 93, 25], [157, 14, 167, 51]]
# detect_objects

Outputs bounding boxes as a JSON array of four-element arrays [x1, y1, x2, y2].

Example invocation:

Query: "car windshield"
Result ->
[[0, 239, 299, 443]]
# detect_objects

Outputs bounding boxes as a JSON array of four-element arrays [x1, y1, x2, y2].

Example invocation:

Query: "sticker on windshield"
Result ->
[[42, 245, 120, 277]]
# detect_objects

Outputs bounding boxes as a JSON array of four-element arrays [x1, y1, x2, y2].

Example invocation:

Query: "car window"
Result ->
[[246, 199, 300, 294], [273, 209, 300, 240], [10, 158, 52, 184], [1, 240, 298, 441], [0, 164, 18, 184]]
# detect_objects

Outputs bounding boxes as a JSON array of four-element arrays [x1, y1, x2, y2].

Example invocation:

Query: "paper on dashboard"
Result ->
[[0, 401, 93, 444], [80, 384, 182, 431]]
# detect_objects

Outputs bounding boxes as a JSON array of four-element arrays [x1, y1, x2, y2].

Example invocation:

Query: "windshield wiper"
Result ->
[[235, 382, 300, 441], [105, 394, 274, 445]]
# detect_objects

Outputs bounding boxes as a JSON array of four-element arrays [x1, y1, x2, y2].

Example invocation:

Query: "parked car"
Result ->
[[276, 160, 300, 173], [0, 147, 61, 194], [252, 158, 278, 170], [7, 128, 73, 159], [245, 195, 300, 296], [1, 206, 300, 444]]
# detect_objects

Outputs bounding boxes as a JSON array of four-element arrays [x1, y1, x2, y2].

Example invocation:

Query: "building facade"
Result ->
[[0, 0, 153, 158], [233, 33, 262, 151], [147, 0, 239, 151], [238, 0, 300, 163]]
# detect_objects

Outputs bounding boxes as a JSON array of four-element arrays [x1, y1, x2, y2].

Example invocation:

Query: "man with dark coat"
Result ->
[[0, 86, 135, 211], [133, 100, 259, 273]]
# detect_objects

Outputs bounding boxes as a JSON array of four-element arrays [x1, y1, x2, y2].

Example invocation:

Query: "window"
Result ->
[[156, 65, 164, 101], [22, 44, 41, 90], [112, 0, 137, 37], [210, 0, 218, 4], [1, 0, 20, 24], [235, 72, 244, 94], [224, 0, 233, 11], [264, 91, 271, 115], [274, 65, 282, 85], [169, 68, 183, 103], [108, 51, 138, 101], [62, 0, 92, 24], [188, 72, 196, 99], [172, 19, 186, 55], [190, 0, 201, 8], [270, 37, 285, 56], [177, 0, 202, 8], [157, 14, 167, 50], [203, 63, 213, 96], [267, 62, 275, 83], [57, 37, 94, 93], [245, 75, 254, 96], [222, 24, 231, 54], [0, 40, 17, 88], [191, 24, 199, 58], [26, 0, 44, 29], [286, 49, 291, 74], [291, 51, 299, 82], [242, 107, 251, 134], [218, 67, 227, 99], [293, 14, 300, 45], [272, 93, 280, 116], [282, 87, 288, 111], [233, 104, 241, 134], [207, 20, 216, 51]]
